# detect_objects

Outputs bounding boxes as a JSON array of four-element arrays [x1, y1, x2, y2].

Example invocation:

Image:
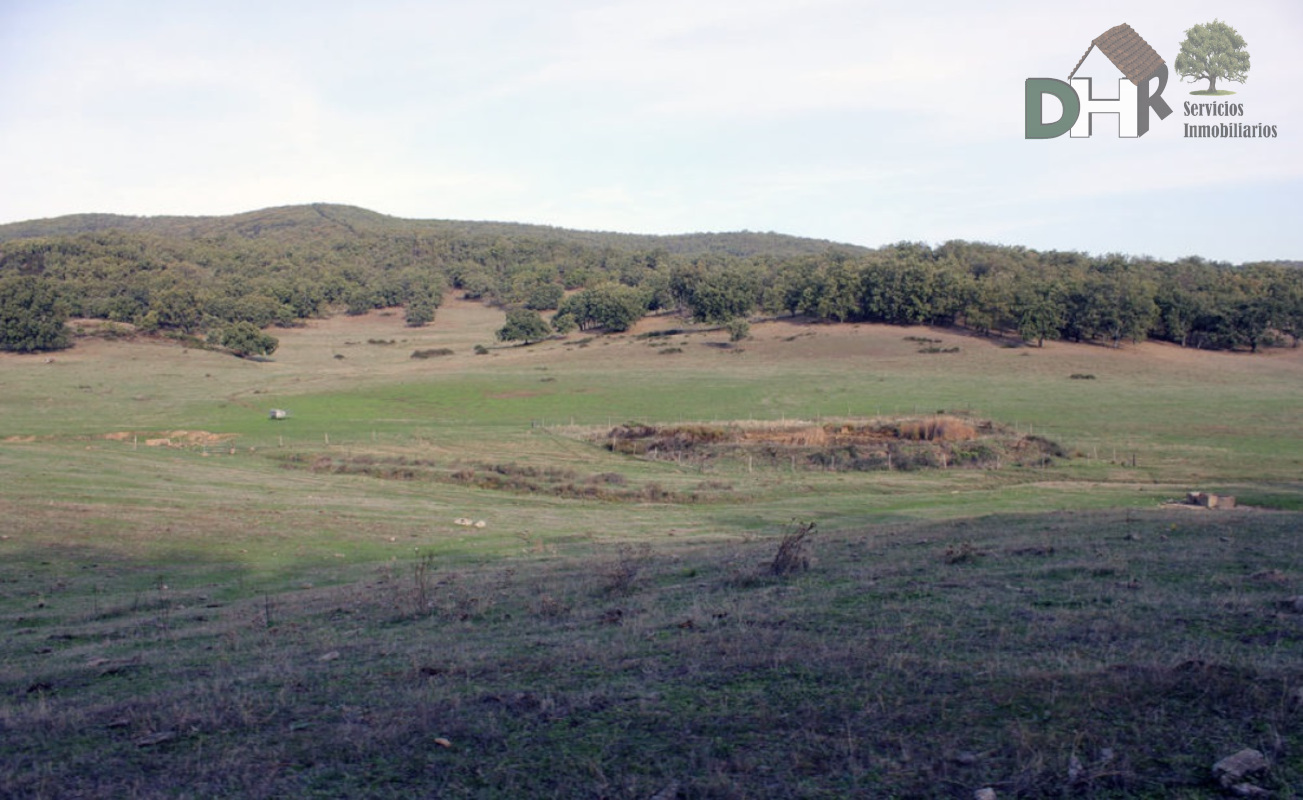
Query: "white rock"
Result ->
[[1213, 749, 1268, 787]]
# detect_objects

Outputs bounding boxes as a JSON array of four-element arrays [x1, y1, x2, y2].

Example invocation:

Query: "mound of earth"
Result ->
[[600, 416, 1064, 472]]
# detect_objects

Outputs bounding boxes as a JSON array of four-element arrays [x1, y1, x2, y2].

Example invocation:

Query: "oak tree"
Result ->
[[1176, 20, 1250, 93]]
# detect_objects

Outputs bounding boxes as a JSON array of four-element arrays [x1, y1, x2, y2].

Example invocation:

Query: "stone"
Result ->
[[974, 789, 997, 800], [1213, 749, 1268, 787]]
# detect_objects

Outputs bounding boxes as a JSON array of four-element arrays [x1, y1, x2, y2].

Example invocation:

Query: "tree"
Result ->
[[725, 317, 751, 342], [404, 297, 436, 327], [1176, 20, 1250, 93], [0, 276, 71, 352], [149, 286, 205, 333], [551, 312, 577, 335], [219, 322, 278, 358], [496, 309, 552, 344], [523, 282, 564, 311], [1011, 278, 1064, 347], [555, 284, 648, 332], [673, 265, 761, 324]]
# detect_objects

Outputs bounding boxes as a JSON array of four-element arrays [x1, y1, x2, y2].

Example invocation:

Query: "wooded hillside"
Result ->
[[0, 203, 1298, 353]]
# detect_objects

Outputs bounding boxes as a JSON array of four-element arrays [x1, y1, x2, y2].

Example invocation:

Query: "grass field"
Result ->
[[2, 298, 1301, 798]]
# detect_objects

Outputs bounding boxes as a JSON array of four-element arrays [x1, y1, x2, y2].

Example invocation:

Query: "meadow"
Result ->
[[1, 298, 1301, 798]]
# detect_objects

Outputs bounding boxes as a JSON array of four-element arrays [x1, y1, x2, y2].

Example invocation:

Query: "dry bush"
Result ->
[[771, 520, 815, 575], [599, 543, 654, 594], [898, 416, 977, 442], [943, 541, 982, 564]]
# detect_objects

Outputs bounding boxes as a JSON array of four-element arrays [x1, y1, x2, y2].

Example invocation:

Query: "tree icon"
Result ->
[[1175, 19, 1250, 94]]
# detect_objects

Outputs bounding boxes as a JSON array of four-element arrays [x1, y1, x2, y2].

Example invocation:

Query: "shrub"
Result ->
[[725, 318, 751, 342], [551, 313, 578, 335], [599, 543, 653, 594], [943, 541, 982, 564], [219, 322, 278, 358], [772, 520, 815, 575], [404, 299, 436, 327], [497, 309, 551, 344], [898, 417, 977, 442], [411, 348, 454, 359]]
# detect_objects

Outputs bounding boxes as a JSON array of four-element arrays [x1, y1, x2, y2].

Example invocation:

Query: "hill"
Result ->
[[0, 203, 862, 258], [0, 204, 1299, 356]]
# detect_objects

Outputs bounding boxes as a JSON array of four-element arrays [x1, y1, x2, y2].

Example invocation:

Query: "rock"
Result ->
[[974, 789, 997, 800], [1213, 749, 1268, 788], [1229, 783, 1272, 798]]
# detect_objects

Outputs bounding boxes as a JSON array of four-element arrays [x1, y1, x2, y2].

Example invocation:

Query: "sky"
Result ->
[[0, 0, 1299, 263]]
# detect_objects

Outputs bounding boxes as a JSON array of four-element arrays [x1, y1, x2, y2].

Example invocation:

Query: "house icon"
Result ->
[[1068, 23, 1166, 87], [1025, 22, 1173, 138]]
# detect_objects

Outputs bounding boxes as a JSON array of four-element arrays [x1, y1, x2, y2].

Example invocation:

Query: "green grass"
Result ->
[[1, 309, 1301, 797]]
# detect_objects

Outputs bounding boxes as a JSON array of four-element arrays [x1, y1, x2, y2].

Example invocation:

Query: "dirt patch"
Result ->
[[103, 430, 237, 447]]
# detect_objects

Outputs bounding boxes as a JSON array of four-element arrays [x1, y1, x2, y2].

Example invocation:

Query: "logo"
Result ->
[[1173, 19, 1274, 139], [1025, 23, 1173, 139]]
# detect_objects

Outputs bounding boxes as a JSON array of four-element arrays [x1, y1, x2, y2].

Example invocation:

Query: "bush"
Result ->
[[725, 318, 751, 342], [219, 322, 278, 358], [772, 520, 815, 575], [411, 348, 454, 359], [497, 309, 551, 344], [551, 313, 577, 335], [599, 543, 653, 594], [405, 299, 435, 327]]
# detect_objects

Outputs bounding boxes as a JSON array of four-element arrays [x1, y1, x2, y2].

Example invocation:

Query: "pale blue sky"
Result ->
[[1, 0, 1299, 262]]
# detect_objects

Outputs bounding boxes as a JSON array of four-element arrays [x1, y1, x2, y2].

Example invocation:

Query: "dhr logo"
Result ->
[[1026, 23, 1173, 138]]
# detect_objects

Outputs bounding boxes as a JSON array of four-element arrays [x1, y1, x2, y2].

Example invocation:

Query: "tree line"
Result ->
[[0, 205, 1298, 353]]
